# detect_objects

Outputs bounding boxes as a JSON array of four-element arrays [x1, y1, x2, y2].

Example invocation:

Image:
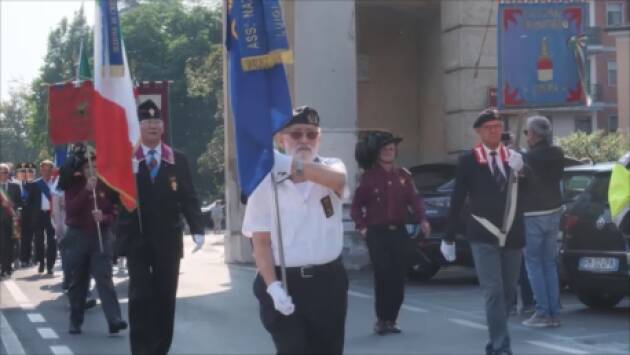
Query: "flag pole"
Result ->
[[86, 145, 104, 253], [271, 174, 288, 292]]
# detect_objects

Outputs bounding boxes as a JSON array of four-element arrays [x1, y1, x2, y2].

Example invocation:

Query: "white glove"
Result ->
[[192, 234, 205, 252], [266, 281, 295, 316], [272, 150, 293, 177], [440, 240, 456, 262], [508, 150, 524, 172]]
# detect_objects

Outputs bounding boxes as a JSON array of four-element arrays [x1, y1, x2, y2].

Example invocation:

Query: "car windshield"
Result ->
[[437, 179, 455, 192], [412, 171, 454, 193], [562, 173, 597, 202]]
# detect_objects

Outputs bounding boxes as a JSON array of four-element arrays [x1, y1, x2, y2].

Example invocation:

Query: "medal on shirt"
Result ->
[[320, 195, 334, 218], [99, 191, 105, 199], [169, 176, 178, 192]]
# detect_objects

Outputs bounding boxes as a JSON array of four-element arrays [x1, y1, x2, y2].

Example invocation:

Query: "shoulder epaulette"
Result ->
[[400, 167, 412, 176]]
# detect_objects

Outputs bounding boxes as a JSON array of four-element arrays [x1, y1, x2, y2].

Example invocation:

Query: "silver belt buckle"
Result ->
[[300, 266, 314, 279]]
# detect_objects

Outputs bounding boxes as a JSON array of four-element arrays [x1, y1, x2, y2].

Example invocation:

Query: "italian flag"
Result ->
[[93, 0, 139, 210]]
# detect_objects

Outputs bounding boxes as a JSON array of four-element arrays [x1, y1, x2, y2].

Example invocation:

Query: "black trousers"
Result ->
[[19, 211, 33, 264], [34, 211, 56, 270], [0, 226, 14, 274], [366, 226, 408, 322], [253, 259, 348, 355], [127, 243, 181, 355], [65, 227, 123, 327]]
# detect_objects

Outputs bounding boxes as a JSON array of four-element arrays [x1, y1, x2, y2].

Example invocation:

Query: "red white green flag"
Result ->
[[93, 0, 139, 210]]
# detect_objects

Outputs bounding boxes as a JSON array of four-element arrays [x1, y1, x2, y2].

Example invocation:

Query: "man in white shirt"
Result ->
[[242, 106, 349, 355], [30, 160, 58, 275]]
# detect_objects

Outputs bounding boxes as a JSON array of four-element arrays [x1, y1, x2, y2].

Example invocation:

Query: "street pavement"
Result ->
[[1, 233, 629, 355]]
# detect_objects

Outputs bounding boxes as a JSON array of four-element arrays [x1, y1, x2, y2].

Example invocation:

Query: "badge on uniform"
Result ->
[[321, 195, 334, 218], [99, 191, 105, 198], [169, 176, 178, 192]]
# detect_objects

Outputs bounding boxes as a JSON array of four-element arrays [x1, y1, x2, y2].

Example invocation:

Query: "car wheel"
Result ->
[[576, 289, 624, 309], [407, 262, 440, 282]]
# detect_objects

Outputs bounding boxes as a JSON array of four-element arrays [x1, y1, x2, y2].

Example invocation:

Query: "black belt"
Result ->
[[275, 256, 342, 279], [370, 224, 404, 231]]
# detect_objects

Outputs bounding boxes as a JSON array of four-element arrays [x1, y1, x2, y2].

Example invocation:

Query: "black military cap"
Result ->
[[138, 99, 161, 121], [473, 108, 501, 128], [355, 130, 402, 170], [284, 106, 320, 128]]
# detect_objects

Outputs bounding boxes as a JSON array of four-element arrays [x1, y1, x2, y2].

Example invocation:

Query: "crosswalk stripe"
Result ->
[[37, 327, 59, 340], [527, 340, 589, 355]]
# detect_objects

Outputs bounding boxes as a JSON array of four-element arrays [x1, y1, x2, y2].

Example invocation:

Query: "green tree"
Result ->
[[557, 131, 630, 163], [0, 86, 38, 164], [28, 6, 91, 159]]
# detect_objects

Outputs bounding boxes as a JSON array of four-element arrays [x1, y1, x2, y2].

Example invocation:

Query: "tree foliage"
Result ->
[[28, 6, 91, 160], [0, 86, 38, 163], [24, 0, 224, 197], [557, 131, 630, 163]]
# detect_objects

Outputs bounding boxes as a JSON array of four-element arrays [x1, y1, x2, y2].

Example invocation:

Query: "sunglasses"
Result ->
[[286, 131, 319, 140]]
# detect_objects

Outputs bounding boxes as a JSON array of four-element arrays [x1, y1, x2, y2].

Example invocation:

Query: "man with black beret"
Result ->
[[351, 130, 430, 335], [442, 108, 525, 355], [117, 99, 205, 354], [243, 105, 350, 354]]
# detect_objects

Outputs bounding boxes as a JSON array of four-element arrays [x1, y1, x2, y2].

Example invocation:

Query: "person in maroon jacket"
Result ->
[[61, 151, 127, 335], [351, 131, 430, 335]]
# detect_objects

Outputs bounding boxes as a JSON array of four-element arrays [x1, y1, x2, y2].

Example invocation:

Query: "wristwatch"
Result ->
[[294, 160, 304, 177]]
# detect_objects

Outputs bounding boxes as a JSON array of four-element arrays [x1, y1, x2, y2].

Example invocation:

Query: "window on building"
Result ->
[[575, 116, 592, 133], [607, 2, 624, 26], [608, 61, 617, 87], [609, 115, 618, 132]]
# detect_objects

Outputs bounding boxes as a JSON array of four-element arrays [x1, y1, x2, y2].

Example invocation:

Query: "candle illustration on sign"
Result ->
[[537, 37, 553, 82]]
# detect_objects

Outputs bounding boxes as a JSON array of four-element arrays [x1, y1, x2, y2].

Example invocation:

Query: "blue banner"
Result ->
[[227, 0, 293, 197], [100, 0, 124, 76], [497, 3, 588, 108]]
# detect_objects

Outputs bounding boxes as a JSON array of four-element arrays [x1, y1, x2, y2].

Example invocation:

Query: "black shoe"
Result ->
[[46, 269, 53, 276], [84, 299, 97, 310], [69, 323, 82, 334], [386, 321, 402, 333], [373, 320, 388, 335], [108, 320, 128, 334], [38, 263, 45, 273]]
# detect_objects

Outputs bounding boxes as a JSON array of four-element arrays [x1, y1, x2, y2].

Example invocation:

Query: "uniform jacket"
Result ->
[[445, 145, 525, 248], [24, 177, 55, 226], [117, 144, 204, 258], [1, 182, 21, 234], [351, 164, 426, 230]]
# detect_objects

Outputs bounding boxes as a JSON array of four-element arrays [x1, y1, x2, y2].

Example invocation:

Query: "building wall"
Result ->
[[356, 2, 445, 167], [593, 0, 628, 130]]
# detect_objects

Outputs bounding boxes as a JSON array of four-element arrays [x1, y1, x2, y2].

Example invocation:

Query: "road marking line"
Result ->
[[348, 289, 429, 312], [448, 318, 487, 330], [50, 345, 74, 355], [400, 304, 429, 313], [347, 290, 371, 299], [19, 303, 35, 310], [527, 341, 589, 355], [4, 280, 29, 304], [27, 313, 46, 323], [0, 311, 27, 355], [37, 327, 59, 339]]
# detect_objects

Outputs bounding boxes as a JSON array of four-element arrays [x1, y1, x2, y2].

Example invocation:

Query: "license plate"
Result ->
[[578, 257, 619, 273]]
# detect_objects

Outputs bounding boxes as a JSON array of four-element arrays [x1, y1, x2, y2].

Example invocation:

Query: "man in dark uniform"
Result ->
[[441, 108, 524, 355], [351, 131, 430, 334], [118, 99, 205, 355], [16, 162, 35, 267], [29, 160, 58, 274], [1, 163, 22, 278]]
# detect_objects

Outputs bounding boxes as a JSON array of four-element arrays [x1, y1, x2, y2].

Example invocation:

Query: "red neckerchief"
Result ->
[[473, 143, 509, 165]]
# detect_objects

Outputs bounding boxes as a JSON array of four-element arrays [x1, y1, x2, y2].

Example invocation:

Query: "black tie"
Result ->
[[490, 151, 506, 191]]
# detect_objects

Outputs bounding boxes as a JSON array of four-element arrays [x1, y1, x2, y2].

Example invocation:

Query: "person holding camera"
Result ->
[[59, 149, 127, 335]]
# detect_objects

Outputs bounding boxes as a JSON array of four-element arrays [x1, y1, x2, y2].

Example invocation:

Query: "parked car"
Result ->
[[405, 163, 474, 281], [406, 158, 584, 282], [560, 163, 629, 309]]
